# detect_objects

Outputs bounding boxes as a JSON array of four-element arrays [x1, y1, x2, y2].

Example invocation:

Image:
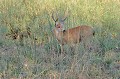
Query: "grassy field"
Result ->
[[0, 0, 120, 79]]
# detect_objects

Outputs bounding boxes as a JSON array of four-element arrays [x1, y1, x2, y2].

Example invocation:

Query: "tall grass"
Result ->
[[0, 0, 120, 79]]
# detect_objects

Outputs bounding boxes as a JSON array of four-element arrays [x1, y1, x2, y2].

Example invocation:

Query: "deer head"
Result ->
[[52, 11, 68, 32]]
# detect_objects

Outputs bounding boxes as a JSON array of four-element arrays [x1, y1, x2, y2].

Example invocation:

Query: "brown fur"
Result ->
[[53, 25, 94, 45]]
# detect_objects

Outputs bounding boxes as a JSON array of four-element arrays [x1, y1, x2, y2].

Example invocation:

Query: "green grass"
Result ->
[[0, 0, 120, 79]]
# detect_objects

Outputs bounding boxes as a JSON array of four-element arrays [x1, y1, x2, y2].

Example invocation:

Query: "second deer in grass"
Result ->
[[52, 12, 95, 53]]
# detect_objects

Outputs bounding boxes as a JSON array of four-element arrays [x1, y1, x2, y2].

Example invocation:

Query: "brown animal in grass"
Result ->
[[52, 12, 95, 52]]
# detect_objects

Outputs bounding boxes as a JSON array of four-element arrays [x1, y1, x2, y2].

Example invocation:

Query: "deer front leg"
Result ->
[[60, 44, 63, 53]]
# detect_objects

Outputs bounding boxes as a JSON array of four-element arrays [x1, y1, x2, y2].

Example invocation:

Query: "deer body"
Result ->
[[53, 25, 94, 45]]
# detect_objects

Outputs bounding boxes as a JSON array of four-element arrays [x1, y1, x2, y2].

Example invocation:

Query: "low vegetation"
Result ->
[[0, 0, 120, 79]]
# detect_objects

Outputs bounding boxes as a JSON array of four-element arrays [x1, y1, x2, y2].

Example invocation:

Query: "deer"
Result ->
[[52, 12, 95, 53]]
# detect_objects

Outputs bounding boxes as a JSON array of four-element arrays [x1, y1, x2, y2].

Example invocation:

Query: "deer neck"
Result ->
[[54, 28, 66, 43]]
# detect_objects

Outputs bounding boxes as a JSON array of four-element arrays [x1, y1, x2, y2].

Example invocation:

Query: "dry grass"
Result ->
[[0, 0, 120, 79]]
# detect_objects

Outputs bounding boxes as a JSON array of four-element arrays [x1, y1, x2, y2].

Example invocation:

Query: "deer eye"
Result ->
[[56, 24, 61, 28]]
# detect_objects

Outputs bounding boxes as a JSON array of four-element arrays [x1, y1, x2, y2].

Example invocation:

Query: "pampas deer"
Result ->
[[52, 12, 95, 53]]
